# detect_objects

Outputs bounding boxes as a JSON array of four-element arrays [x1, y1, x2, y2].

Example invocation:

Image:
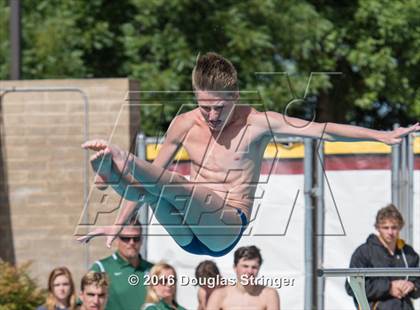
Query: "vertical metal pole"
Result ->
[[407, 134, 414, 244], [304, 138, 314, 310], [10, 0, 21, 80], [82, 91, 90, 269], [391, 122, 413, 244], [400, 137, 410, 242], [391, 124, 400, 207], [348, 276, 370, 310], [136, 133, 149, 259], [316, 141, 325, 310]]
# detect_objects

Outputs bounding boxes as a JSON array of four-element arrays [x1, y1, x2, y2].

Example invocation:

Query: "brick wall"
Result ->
[[0, 78, 140, 289]]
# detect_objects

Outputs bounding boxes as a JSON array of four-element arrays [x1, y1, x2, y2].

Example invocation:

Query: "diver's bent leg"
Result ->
[[147, 197, 194, 246], [109, 149, 244, 251], [158, 184, 244, 252], [90, 149, 194, 246], [90, 149, 150, 201]]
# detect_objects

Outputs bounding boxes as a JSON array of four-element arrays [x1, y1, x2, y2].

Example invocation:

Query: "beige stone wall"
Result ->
[[0, 78, 140, 289]]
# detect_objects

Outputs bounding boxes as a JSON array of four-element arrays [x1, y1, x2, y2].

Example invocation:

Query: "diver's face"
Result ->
[[196, 90, 235, 132]]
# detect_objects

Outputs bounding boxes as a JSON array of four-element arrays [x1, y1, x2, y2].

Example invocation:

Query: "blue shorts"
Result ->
[[179, 209, 248, 257]]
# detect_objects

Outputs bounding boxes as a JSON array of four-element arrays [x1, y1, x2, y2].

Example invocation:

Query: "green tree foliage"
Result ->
[[0, 261, 45, 310], [309, 0, 420, 128], [1, 0, 419, 134]]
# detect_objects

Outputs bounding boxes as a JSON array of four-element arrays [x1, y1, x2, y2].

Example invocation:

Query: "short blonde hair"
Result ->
[[192, 52, 238, 95], [145, 262, 177, 304], [81, 271, 109, 291]]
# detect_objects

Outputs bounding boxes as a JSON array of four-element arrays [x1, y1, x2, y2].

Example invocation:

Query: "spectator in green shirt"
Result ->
[[142, 262, 186, 310], [90, 221, 153, 310]]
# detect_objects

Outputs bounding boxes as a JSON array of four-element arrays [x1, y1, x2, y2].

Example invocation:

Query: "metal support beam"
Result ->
[[304, 138, 315, 310], [400, 136, 409, 241], [391, 141, 400, 205], [391, 124, 414, 244], [316, 141, 325, 310], [319, 268, 420, 310], [319, 267, 420, 277], [407, 133, 414, 242], [348, 276, 370, 310]]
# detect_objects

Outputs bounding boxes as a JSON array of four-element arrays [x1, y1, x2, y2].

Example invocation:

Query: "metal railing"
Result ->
[[319, 268, 420, 310]]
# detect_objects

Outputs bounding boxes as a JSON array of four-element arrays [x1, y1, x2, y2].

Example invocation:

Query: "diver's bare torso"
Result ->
[[211, 285, 278, 310], [170, 105, 271, 220]]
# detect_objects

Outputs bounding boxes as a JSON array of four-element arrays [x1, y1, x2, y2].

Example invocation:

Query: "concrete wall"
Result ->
[[0, 78, 140, 289]]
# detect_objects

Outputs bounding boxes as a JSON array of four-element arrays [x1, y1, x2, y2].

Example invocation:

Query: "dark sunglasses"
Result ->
[[119, 236, 141, 243]]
